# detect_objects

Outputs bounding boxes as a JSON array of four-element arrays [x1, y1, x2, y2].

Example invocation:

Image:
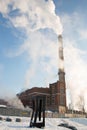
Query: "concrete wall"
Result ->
[[45, 112, 86, 118], [0, 107, 30, 117], [65, 113, 86, 118]]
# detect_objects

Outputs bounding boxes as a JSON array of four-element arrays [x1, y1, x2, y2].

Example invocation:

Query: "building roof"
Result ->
[[17, 87, 50, 98]]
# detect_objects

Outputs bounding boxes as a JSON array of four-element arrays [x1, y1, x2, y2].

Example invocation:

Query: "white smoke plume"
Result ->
[[6, 96, 24, 109], [0, 0, 63, 35], [0, 0, 62, 88], [64, 41, 87, 109], [60, 12, 87, 111]]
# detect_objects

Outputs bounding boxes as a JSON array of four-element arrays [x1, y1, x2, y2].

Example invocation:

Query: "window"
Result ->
[[60, 86, 65, 93], [47, 96, 50, 105], [60, 95, 65, 105], [52, 96, 55, 105]]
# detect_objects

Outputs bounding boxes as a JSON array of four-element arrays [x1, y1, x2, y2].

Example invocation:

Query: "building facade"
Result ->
[[17, 80, 66, 113]]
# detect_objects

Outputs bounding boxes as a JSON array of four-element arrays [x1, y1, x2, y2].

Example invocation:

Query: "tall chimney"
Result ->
[[58, 35, 66, 113], [58, 35, 65, 83]]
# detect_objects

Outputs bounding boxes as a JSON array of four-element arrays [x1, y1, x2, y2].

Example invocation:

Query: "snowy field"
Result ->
[[0, 116, 87, 130]]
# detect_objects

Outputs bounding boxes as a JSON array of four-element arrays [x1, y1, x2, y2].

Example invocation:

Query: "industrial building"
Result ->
[[17, 35, 66, 113]]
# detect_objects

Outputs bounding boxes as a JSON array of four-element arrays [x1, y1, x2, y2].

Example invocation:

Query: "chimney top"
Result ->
[[58, 35, 62, 39]]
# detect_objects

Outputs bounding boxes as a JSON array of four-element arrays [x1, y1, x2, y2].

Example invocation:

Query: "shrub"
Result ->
[[15, 118, 21, 122], [6, 117, 12, 122]]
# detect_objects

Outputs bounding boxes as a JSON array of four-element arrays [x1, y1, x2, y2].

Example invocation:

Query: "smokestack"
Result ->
[[58, 35, 65, 83]]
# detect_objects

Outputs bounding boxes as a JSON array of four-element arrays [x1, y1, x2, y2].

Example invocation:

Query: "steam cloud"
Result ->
[[0, 0, 62, 88], [6, 96, 24, 109], [0, 0, 63, 35], [0, 0, 62, 103]]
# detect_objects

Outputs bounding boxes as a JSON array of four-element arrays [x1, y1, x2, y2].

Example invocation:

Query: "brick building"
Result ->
[[17, 80, 66, 113]]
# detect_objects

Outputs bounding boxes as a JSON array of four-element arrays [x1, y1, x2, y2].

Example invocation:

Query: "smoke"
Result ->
[[0, 0, 63, 89], [64, 39, 87, 111], [23, 32, 58, 88], [0, 0, 63, 35], [60, 12, 87, 111], [6, 96, 24, 109]]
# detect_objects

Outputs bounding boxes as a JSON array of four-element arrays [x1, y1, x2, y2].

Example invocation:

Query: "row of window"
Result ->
[[47, 95, 65, 105], [51, 85, 65, 94]]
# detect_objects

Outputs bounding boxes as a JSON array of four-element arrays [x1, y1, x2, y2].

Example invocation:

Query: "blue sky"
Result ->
[[0, 0, 87, 110]]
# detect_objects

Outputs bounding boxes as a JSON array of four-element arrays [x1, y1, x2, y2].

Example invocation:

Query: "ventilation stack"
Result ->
[[58, 35, 66, 113], [58, 35, 65, 83]]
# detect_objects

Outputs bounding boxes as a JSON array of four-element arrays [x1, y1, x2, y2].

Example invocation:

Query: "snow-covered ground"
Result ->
[[0, 116, 87, 130]]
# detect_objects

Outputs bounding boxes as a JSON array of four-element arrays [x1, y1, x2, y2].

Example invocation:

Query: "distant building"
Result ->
[[0, 99, 8, 106]]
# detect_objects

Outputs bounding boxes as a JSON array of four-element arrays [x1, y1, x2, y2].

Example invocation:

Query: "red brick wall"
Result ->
[[17, 81, 66, 112]]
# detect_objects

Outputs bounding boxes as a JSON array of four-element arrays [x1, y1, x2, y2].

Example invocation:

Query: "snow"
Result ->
[[0, 116, 87, 130], [0, 105, 7, 108]]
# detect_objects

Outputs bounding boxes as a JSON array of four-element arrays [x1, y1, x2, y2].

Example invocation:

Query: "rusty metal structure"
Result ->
[[30, 95, 46, 128]]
